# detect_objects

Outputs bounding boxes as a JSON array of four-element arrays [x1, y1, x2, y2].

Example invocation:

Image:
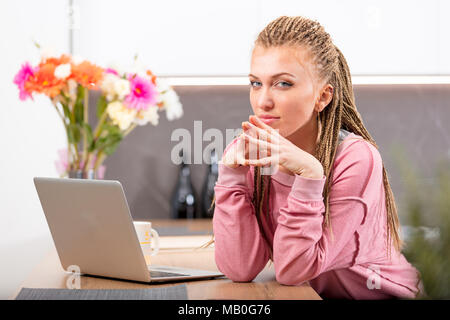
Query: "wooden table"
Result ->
[[11, 219, 321, 300]]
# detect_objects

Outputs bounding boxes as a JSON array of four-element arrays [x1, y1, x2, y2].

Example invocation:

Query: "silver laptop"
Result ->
[[33, 177, 223, 283]]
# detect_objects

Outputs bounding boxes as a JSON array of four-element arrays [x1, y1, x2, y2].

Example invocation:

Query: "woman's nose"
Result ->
[[257, 88, 274, 110]]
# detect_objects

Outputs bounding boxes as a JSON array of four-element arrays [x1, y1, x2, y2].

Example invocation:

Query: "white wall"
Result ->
[[0, 0, 69, 299], [73, 0, 261, 76], [260, 0, 449, 75], [74, 0, 449, 76]]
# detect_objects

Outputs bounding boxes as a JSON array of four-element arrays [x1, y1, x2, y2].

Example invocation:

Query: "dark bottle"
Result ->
[[170, 150, 197, 219], [201, 149, 219, 218]]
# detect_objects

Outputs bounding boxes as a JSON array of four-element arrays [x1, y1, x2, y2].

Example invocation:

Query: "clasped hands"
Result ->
[[221, 115, 324, 179]]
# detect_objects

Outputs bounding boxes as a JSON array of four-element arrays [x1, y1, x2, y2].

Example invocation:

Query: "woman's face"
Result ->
[[249, 45, 326, 139]]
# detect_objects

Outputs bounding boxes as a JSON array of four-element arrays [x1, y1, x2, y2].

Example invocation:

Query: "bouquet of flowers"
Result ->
[[13, 49, 183, 178]]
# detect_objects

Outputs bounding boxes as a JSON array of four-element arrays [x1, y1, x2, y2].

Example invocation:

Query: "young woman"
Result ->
[[212, 16, 422, 299]]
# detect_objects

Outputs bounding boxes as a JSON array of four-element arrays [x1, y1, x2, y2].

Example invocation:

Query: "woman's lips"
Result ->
[[258, 116, 280, 124]]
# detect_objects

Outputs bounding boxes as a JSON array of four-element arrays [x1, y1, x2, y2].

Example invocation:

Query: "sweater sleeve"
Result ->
[[273, 140, 377, 286], [212, 141, 270, 282]]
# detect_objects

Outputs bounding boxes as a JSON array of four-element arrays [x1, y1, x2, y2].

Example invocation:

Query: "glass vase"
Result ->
[[68, 169, 96, 179]]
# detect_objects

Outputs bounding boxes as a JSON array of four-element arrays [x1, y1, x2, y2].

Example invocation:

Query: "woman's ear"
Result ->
[[315, 84, 334, 112]]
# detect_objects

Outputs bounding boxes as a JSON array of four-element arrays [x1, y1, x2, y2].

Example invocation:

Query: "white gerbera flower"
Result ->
[[162, 89, 183, 121], [101, 74, 130, 102], [101, 74, 117, 101], [106, 101, 137, 130], [134, 105, 159, 126], [54, 63, 71, 79], [113, 78, 130, 100]]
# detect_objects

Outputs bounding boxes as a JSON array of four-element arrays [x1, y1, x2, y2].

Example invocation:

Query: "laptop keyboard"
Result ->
[[149, 270, 189, 278]]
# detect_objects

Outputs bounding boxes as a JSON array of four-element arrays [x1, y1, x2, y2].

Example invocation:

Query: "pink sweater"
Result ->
[[213, 132, 421, 299]]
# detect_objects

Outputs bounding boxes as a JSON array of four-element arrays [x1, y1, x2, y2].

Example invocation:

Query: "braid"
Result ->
[[259, 172, 265, 215], [253, 166, 259, 209], [254, 167, 274, 260], [266, 175, 271, 221]]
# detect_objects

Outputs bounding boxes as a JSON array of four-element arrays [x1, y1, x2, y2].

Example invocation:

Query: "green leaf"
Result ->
[[60, 91, 70, 105], [77, 84, 85, 99], [95, 132, 123, 156], [67, 123, 81, 144], [97, 95, 108, 118], [102, 123, 121, 135], [74, 100, 84, 124], [82, 122, 94, 152], [61, 103, 71, 120], [103, 137, 122, 155], [73, 86, 85, 123]]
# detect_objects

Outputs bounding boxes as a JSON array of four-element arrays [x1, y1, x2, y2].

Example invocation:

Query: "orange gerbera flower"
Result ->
[[41, 54, 71, 67], [24, 62, 65, 98], [71, 61, 104, 89]]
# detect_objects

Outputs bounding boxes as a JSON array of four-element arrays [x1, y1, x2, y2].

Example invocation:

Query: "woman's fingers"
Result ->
[[244, 155, 280, 168], [221, 118, 282, 168], [239, 133, 280, 173], [220, 136, 246, 167], [243, 121, 280, 145], [249, 115, 282, 137], [241, 132, 278, 157]]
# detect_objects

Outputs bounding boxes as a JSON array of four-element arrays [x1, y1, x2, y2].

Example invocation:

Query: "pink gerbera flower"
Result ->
[[13, 62, 36, 101], [124, 74, 157, 111]]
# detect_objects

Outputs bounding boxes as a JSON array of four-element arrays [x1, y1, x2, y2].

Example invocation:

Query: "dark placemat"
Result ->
[[15, 284, 188, 300]]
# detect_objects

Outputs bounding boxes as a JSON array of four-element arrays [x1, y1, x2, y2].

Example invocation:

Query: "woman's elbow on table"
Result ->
[[274, 258, 322, 286], [214, 241, 268, 283], [275, 271, 309, 286], [215, 253, 260, 282], [217, 264, 259, 283]]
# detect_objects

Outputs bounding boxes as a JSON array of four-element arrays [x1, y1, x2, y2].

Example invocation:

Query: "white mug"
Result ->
[[133, 221, 160, 257]]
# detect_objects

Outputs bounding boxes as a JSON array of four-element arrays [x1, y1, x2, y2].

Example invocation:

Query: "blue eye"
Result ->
[[249, 81, 261, 88], [277, 81, 292, 88]]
